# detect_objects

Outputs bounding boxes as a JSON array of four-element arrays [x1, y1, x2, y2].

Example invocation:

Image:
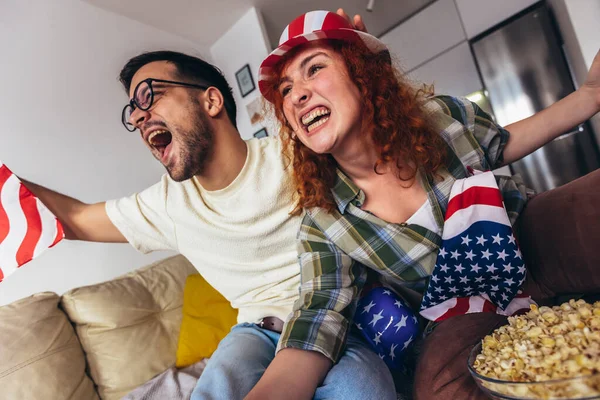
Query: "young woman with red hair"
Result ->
[[250, 10, 600, 400]]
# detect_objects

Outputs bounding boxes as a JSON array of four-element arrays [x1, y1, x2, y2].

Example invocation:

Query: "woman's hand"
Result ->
[[581, 49, 600, 113], [336, 8, 368, 33]]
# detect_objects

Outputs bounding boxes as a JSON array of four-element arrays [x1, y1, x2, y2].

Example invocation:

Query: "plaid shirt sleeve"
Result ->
[[276, 211, 367, 363], [435, 95, 510, 169]]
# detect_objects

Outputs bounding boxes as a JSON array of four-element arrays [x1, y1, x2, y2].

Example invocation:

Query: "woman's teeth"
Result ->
[[307, 116, 329, 132], [302, 108, 330, 126]]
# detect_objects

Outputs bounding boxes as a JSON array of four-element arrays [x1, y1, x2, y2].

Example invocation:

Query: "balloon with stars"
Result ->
[[354, 286, 420, 371]]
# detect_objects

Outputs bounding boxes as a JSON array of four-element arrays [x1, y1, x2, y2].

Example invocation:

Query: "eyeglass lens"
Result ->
[[122, 80, 153, 130]]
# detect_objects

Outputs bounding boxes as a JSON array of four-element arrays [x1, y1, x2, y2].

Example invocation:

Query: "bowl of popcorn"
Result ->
[[468, 299, 600, 399]]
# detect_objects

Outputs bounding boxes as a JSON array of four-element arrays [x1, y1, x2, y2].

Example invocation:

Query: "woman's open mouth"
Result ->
[[301, 107, 331, 133]]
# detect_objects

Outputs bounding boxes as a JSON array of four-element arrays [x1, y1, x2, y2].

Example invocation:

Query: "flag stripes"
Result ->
[[0, 162, 64, 281], [420, 170, 533, 322]]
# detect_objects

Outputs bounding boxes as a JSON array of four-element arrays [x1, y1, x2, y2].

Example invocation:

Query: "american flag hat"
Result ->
[[259, 10, 388, 103]]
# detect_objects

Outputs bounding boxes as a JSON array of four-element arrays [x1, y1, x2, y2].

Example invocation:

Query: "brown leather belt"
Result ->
[[259, 316, 284, 333]]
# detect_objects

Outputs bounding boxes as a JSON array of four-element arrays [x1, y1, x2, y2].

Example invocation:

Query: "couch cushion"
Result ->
[[517, 169, 600, 301], [175, 274, 237, 368], [0, 292, 98, 400], [61, 255, 196, 400]]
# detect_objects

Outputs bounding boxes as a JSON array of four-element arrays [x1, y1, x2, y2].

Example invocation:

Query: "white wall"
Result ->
[[560, 0, 600, 145], [0, 0, 208, 306], [210, 7, 277, 140], [562, 0, 600, 70], [454, 0, 539, 39]]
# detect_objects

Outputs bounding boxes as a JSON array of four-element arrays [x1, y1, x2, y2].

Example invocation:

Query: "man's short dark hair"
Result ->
[[119, 51, 237, 127]]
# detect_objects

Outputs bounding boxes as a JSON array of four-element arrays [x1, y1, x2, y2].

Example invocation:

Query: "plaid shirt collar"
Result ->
[[331, 165, 450, 229], [331, 168, 364, 213]]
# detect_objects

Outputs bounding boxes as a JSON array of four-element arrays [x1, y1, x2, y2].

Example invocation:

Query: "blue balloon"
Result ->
[[354, 287, 420, 371]]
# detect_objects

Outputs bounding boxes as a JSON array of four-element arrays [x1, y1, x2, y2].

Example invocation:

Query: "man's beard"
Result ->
[[166, 110, 214, 182]]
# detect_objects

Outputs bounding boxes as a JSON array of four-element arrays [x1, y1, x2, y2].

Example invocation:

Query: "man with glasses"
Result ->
[[22, 10, 396, 400]]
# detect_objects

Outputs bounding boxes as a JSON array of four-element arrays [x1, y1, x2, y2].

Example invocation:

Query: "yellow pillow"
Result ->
[[176, 274, 238, 368]]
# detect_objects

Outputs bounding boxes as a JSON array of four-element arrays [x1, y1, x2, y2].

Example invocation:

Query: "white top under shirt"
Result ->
[[405, 197, 442, 235], [105, 137, 302, 324]]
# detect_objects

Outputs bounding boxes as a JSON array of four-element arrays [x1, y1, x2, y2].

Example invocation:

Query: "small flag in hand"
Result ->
[[0, 162, 64, 282]]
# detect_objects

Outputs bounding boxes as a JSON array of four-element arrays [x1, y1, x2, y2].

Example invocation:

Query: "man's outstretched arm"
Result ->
[[22, 180, 126, 243]]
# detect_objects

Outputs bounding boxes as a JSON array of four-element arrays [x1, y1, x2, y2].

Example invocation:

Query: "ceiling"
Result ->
[[83, 0, 434, 51]]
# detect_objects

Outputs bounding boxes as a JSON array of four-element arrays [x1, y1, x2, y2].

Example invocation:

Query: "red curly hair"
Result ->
[[263, 39, 447, 215]]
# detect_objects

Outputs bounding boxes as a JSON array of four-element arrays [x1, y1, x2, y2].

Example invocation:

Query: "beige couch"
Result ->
[[0, 255, 197, 400]]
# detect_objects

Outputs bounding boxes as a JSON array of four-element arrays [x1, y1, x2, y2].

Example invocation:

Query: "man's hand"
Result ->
[[581, 49, 600, 113], [336, 8, 368, 33]]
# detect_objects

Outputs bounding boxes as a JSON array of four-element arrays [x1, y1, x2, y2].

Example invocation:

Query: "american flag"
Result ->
[[354, 286, 420, 371], [419, 170, 534, 322], [0, 162, 64, 282]]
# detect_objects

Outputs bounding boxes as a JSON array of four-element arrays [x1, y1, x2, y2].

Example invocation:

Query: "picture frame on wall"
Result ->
[[253, 127, 268, 139], [235, 64, 255, 98]]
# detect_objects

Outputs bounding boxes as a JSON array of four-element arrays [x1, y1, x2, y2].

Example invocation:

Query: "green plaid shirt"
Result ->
[[276, 96, 530, 362]]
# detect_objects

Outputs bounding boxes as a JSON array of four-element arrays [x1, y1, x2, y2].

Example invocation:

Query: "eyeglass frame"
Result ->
[[121, 78, 209, 132]]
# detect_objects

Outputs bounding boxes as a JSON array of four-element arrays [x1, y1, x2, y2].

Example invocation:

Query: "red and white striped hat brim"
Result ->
[[259, 10, 388, 102]]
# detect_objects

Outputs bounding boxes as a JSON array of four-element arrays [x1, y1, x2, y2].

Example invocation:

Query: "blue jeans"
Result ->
[[190, 323, 397, 400]]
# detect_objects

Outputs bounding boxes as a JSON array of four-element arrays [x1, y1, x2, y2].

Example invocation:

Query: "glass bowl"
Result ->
[[467, 342, 600, 399]]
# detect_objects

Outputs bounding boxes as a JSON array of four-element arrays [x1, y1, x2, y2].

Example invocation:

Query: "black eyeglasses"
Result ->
[[121, 78, 209, 132]]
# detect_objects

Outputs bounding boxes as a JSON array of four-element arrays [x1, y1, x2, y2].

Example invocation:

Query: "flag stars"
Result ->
[[369, 310, 384, 327], [383, 289, 392, 295], [501, 293, 509, 302], [459, 276, 470, 284], [486, 263, 497, 273], [461, 235, 472, 246], [450, 250, 461, 260], [497, 249, 509, 261], [508, 234, 516, 245], [438, 248, 448, 258], [481, 249, 493, 260], [449, 286, 458, 293], [465, 250, 476, 261], [514, 249, 522, 259], [439, 264, 449, 273], [471, 263, 481, 273], [518, 265, 526, 275], [444, 276, 455, 284], [475, 276, 484, 283], [476, 235, 488, 246], [490, 284, 499, 291], [491, 275, 501, 281], [492, 233, 504, 245], [394, 300, 403, 308], [505, 278, 515, 286], [455, 264, 465, 274], [503, 263, 513, 273], [431, 275, 439, 283]]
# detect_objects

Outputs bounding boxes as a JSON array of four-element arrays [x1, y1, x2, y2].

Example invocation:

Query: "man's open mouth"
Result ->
[[148, 130, 173, 159], [301, 107, 330, 133]]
